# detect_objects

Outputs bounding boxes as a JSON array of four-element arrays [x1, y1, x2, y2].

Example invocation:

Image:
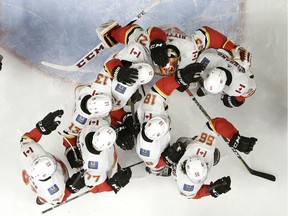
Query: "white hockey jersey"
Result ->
[[197, 50, 256, 98], [20, 137, 69, 204], [136, 90, 170, 170], [77, 118, 118, 187], [175, 122, 218, 198]]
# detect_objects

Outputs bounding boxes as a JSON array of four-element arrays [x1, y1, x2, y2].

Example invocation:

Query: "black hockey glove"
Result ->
[[149, 39, 168, 67], [122, 112, 140, 137], [0, 54, 3, 70], [36, 110, 64, 135], [65, 147, 83, 168], [229, 132, 257, 154], [107, 167, 132, 194], [221, 94, 245, 108], [115, 125, 135, 150], [162, 141, 186, 167], [175, 63, 204, 92], [208, 176, 231, 198], [113, 66, 138, 86], [66, 170, 86, 194]]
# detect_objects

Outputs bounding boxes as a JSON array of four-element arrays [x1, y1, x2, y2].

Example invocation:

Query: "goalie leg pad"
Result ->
[[96, 20, 120, 48]]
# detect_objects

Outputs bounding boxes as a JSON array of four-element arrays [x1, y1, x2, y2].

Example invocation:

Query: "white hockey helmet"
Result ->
[[130, 62, 154, 85], [144, 115, 170, 141], [86, 94, 113, 115], [185, 156, 208, 183], [204, 67, 227, 94], [159, 45, 181, 76], [92, 125, 117, 151], [30, 156, 57, 181]]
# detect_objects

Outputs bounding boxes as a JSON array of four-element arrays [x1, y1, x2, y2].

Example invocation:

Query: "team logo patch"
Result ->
[[140, 148, 150, 157], [115, 83, 127, 94], [88, 161, 99, 169], [201, 57, 210, 69], [183, 184, 194, 192], [48, 184, 60, 195], [76, 114, 87, 125]]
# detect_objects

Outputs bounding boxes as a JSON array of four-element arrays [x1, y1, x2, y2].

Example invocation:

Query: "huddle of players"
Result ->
[[19, 21, 258, 205]]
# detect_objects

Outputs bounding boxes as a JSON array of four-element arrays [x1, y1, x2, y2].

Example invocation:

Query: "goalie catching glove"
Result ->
[[229, 132, 257, 154], [107, 167, 132, 194], [36, 110, 64, 135]]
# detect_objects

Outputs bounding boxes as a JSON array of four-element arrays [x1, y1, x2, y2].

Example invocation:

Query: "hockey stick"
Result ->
[[41, 0, 162, 71], [41, 160, 144, 214], [185, 89, 276, 182]]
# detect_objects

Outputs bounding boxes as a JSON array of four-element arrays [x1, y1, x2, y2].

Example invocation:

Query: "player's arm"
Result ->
[[208, 117, 257, 154]]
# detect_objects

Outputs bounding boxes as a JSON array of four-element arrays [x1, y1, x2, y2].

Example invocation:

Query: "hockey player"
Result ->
[[196, 48, 256, 108], [135, 63, 257, 186], [96, 21, 250, 79], [135, 62, 204, 175], [91, 62, 154, 151], [163, 116, 257, 199], [19, 110, 83, 205], [62, 84, 132, 194], [64, 118, 132, 195]]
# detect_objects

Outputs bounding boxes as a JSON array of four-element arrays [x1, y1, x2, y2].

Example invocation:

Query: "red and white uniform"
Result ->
[[63, 84, 119, 194], [66, 83, 112, 136], [76, 120, 118, 193], [135, 76, 181, 172], [106, 24, 237, 74], [20, 128, 71, 204], [197, 50, 256, 99], [174, 118, 238, 199]]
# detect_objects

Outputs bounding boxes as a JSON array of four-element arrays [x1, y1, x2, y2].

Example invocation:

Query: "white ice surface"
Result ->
[[0, 0, 287, 216]]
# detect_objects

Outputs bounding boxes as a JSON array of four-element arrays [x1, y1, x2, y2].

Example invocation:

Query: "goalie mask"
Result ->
[[144, 115, 170, 141], [92, 125, 116, 151], [130, 62, 154, 85], [204, 67, 227, 94], [184, 156, 208, 183], [30, 156, 57, 181], [159, 45, 181, 76], [86, 94, 113, 116]]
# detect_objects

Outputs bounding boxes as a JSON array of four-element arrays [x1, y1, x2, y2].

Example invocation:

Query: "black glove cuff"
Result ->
[[149, 39, 166, 50], [36, 121, 50, 135], [228, 132, 240, 148]]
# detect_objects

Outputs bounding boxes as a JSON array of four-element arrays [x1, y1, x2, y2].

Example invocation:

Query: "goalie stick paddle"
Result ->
[[41, 161, 144, 214], [41, 0, 162, 71], [185, 89, 276, 182]]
